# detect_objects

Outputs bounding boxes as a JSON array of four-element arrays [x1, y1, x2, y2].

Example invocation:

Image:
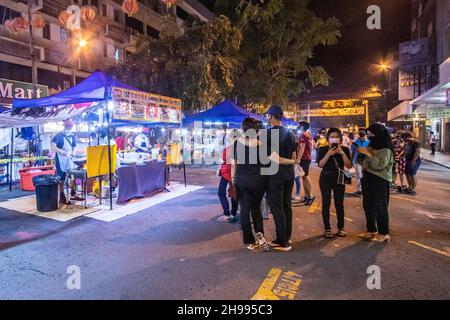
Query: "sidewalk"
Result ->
[[421, 148, 450, 169]]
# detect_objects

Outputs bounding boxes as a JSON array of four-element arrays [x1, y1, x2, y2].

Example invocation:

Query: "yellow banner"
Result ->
[[303, 107, 366, 117], [86, 145, 117, 178]]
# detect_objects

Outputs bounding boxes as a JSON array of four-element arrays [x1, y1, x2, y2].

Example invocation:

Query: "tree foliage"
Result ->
[[109, 0, 340, 111], [217, 0, 341, 108], [107, 15, 241, 111]]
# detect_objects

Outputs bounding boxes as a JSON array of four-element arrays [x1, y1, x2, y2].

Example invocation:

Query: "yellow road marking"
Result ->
[[391, 195, 426, 205], [251, 268, 302, 300], [330, 212, 354, 222], [408, 241, 450, 258], [311, 203, 355, 222], [435, 185, 450, 190], [308, 201, 320, 213]]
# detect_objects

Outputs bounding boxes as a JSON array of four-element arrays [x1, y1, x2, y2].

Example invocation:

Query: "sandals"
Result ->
[[323, 230, 333, 239], [246, 243, 259, 250], [337, 229, 347, 237]]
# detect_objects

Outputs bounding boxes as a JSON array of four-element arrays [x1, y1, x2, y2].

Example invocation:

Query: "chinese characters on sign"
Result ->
[[302, 107, 365, 117], [111, 87, 182, 123], [427, 107, 450, 119]]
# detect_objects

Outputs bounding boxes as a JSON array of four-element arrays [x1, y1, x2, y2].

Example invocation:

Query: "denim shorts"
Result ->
[[405, 159, 421, 176]]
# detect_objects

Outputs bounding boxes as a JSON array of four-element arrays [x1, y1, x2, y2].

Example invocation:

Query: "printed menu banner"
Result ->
[[111, 87, 182, 123]]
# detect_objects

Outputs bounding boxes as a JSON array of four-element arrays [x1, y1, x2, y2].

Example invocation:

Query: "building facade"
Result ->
[[0, 0, 213, 93], [388, 0, 450, 151]]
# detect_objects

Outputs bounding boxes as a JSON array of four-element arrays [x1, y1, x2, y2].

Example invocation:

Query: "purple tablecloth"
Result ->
[[117, 161, 166, 203]]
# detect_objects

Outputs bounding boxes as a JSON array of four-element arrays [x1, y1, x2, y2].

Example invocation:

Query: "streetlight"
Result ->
[[79, 38, 87, 48]]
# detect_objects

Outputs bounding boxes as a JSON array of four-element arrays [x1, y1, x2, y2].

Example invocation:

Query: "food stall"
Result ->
[[1, 71, 183, 210], [183, 100, 266, 164]]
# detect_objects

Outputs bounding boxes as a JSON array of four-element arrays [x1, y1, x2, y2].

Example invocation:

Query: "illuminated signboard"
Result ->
[[111, 87, 182, 123]]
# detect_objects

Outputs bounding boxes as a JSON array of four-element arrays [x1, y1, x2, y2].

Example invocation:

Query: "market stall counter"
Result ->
[[117, 160, 166, 204]]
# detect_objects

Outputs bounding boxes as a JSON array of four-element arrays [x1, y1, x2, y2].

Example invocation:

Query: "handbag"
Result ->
[[333, 157, 352, 185], [294, 163, 305, 178]]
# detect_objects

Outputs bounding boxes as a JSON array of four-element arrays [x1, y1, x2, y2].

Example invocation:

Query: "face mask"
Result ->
[[329, 138, 340, 145]]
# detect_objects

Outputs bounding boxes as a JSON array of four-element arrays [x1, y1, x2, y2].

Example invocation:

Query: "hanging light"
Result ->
[[30, 12, 46, 29], [81, 5, 96, 22], [13, 16, 29, 31], [4, 19, 19, 34], [121, 0, 139, 17], [58, 10, 71, 28]]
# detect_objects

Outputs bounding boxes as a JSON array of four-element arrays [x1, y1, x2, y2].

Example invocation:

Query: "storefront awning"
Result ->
[[388, 100, 413, 121]]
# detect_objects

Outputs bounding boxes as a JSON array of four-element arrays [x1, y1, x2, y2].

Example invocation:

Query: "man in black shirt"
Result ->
[[265, 105, 296, 251]]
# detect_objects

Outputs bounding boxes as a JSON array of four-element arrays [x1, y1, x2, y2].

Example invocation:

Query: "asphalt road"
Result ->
[[0, 161, 449, 300]]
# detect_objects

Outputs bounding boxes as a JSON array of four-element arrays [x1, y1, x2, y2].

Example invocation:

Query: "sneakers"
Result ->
[[305, 196, 315, 206], [255, 232, 270, 252], [291, 196, 301, 203], [228, 215, 238, 223], [217, 215, 231, 222]]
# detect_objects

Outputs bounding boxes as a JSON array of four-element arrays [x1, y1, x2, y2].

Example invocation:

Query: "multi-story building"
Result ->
[[388, 0, 450, 151], [0, 0, 213, 94]]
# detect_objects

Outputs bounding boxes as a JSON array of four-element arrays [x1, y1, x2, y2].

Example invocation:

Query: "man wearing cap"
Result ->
[[265, 105, 297, 252], [134, 127, 150, 153], [51, 119, 76, 204]]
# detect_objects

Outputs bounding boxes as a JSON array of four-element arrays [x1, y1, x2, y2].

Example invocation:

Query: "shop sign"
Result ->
[[447, 88, 450, 107], [0, 78, 48, 104], [427, 107, 450, 119], [398, 38, 429, 101], [111, 87, 182, 123], [302, 106, 365, 117]]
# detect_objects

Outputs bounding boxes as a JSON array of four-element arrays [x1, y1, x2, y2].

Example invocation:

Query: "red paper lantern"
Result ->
[[13, 16, 29, 31], [30, 12, 46, 29], [58, 10, 71, 28], [4, 19, 19, 34], [81, 5, 96, 22], [121, 0, 139, 17]]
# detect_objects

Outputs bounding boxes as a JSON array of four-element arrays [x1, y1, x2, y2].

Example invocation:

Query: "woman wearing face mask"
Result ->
[[357, 123, 394, 242], [317, 128, 353, 238]]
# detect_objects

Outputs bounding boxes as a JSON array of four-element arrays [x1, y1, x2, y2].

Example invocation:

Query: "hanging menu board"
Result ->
[[111, 87, 182, 123]]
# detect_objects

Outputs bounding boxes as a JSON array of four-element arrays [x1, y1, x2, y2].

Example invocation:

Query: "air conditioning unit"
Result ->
[[38, 47, 45, 61]]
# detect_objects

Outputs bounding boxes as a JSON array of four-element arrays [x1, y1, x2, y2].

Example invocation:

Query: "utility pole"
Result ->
[[27, 0, 38, 97]]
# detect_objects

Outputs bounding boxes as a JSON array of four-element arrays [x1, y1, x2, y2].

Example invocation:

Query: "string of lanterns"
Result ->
[[58, 5, 96, 30], [3, 13, 45, 35]]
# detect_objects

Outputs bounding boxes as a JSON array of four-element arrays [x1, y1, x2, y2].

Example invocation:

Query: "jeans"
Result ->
[[319, 171, 346, 230], [236, 175, 267, 244], [294, 176, 301, 196], [267, 178, 294, 245], [218, 177, 238, 216], [362, 172, 390, 235], [354, 163, 363, 192]]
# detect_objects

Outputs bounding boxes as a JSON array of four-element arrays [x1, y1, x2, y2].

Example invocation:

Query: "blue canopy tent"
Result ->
[[183, 100, 265, 127], [6, 70, 151, 209]]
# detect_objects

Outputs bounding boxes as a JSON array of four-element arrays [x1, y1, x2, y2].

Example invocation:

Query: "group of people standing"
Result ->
[[216, 105, 424, 251]]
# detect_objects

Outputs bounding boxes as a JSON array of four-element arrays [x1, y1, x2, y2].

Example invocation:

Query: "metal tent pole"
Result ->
[[9, 128, 14, 192], [105, 104, 113, 210]]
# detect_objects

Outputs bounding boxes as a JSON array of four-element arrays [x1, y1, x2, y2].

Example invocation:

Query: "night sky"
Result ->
[[206, 0, 412, 93], [308, 0, 412, 92]]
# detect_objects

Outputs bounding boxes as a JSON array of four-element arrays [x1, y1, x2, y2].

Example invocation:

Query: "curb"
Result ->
[[422, 158, 450, 170]]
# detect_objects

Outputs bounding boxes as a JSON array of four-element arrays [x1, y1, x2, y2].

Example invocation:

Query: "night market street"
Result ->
[[0, 161, 449, 300]]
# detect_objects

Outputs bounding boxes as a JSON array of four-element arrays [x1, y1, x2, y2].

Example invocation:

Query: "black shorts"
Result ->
[[300, 160, 312, 176]]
